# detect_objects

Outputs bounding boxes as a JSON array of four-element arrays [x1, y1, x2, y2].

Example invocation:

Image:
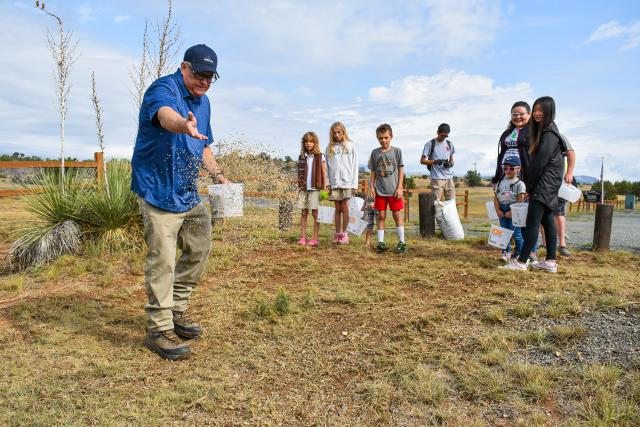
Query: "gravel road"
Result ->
[[565, 210, 640, 253]]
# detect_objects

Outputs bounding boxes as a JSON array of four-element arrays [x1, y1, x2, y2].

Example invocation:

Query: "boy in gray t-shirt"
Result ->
[[368, 123, 406, 253], [420, 123, 456, 201], [493, 156, 526, 261]]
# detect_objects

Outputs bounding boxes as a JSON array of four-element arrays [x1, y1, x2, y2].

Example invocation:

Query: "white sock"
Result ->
[[377, 230, 385, 243], [396, 226, 405, 243]]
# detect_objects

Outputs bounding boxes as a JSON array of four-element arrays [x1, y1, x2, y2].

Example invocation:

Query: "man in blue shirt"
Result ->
[[132, 44, 228, 360]]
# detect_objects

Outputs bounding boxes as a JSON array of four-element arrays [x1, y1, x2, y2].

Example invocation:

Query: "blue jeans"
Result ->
[[499, 204, 524, 255]]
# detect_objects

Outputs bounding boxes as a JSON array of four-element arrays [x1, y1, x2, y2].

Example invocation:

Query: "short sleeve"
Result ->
[[145, 80, 180, 123], [421, 142, 430, 157], [450, 141, 456, 155], [516, 181, 526, 194], [397, 148, 404, 167], [368, 152, 374, 171]]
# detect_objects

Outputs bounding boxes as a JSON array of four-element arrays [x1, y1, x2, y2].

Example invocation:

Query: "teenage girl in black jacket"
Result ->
[[503, 96, 565, 273]]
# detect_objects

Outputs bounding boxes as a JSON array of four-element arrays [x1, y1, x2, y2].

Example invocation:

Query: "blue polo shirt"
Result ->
[[131, 69, 212, 212]]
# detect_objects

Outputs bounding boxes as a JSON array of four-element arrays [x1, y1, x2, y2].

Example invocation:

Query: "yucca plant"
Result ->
[[9, 161, 143, 269], [9, 168, 90, 269], [79, 159, 142, 251]]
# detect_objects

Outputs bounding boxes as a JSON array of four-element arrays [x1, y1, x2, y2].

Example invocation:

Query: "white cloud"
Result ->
[[587, 20, 640, 50], [197, 0, 503, 72], [114, 15, 131, 23], [77, 6, 96, 22], [423, 0, 502, 57]]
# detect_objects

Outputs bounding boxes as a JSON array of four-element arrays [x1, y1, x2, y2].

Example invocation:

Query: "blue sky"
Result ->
[[1, 0, 639, 180]]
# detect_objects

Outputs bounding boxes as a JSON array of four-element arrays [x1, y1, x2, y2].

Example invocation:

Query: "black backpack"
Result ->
[[426, 138, 452, 171]]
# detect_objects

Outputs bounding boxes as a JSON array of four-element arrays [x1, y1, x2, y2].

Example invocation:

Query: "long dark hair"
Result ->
[[506, 101, 531, 131], [529, 96, 556, 155]]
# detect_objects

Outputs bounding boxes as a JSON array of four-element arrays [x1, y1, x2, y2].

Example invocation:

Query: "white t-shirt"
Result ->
[[304, 153, 325, 191], [421, 139, 455, 179]]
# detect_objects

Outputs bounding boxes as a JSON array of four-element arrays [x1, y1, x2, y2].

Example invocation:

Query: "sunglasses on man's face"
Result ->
[[186, 63, 219, 83], [503, 166, 518, 171]]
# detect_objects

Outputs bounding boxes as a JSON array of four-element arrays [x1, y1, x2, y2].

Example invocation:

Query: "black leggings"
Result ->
[[518, 199, 557, 263]]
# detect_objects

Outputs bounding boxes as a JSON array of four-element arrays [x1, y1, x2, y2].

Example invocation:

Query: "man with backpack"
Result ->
[[420, 123, 456, 201]]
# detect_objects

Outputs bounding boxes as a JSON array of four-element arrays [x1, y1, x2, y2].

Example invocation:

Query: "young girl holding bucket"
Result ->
[[297, 132, 328, 247], [502, 96, 565, 273], [325, 122, 359, 244]]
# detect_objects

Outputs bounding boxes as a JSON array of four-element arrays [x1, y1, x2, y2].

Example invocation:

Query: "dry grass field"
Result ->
[[1, 191, 639, 426]]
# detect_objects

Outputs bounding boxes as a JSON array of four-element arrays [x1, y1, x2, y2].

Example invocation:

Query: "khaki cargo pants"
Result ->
[[138, 198, 212, 332], [431, 178, 456, 202]]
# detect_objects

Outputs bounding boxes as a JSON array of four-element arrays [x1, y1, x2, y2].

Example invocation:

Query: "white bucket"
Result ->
[[558, 182, 582, 203], [487, 224, 514, 249], [510, 202, 528, 227], [435, 199, 464, 240], [317, 205, 335, 224], [346, 216, 368, 236], [486, 201, 499, 222], [207, 183, 243, 218], [348, 197, 364, 217]]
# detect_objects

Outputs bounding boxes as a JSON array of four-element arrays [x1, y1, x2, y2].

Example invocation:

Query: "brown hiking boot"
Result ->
[[144, 329, 190, 360], [172, 311, 202, 339]]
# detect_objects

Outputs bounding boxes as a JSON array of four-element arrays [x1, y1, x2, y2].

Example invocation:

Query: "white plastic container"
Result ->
[[486, 201, 499, 222], [558, 182, 582, 203], [207, 183, 243, 218], [348, 197, 364, 218], [346, 216, 368, 236], [317, 205, 335, 224], [435, 199, 464, 240], [487, 224, 515, 249], [510, 202, 529, 227]]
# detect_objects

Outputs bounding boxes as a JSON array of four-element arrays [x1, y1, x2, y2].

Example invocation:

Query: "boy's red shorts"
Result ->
[[374, 195, 404, 211]]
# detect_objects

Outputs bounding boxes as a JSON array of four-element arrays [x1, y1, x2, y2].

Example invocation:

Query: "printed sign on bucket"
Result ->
[[346, 216, 368, 236], [487, 224, 514, 249], [317, 205, 335, 224]]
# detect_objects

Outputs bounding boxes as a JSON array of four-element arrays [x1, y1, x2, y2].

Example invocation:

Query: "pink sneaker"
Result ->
[[338, 232, 349, 244], [307, 239, 318, 247], [297, 238, 307, 246], [331, 233, 340, 244]]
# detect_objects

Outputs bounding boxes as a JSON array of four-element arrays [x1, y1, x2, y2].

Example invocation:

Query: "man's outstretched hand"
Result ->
[[185, 112, 208, 140]]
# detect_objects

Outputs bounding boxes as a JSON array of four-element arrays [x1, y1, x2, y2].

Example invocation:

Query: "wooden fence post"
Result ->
[[418, 191, 436, 238], [464, 189, 469, 219], [593, 203, 614, 251], [95, 151, 104, 187]]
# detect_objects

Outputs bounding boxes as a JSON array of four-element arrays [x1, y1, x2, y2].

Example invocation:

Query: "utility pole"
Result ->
[[473, 163, 477, 173]]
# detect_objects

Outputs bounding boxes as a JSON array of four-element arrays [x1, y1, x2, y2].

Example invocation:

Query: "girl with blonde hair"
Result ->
[[325, 122, 359, 244]]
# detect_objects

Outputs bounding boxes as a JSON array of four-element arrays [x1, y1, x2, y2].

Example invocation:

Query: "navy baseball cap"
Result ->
[[183, 44, 218, 73], [503, 156, 521, 166]]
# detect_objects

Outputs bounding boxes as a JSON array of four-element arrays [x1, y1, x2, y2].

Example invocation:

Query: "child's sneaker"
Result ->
[[376, 241, 388, 252], [500, 251, 511, 262], [297, 238, 307, 246], [499, 260, 527, 271], [338, 232, 349, 244], [396, 242, 407, 254], [529, 252, 539, 266], [331, 233, 340, 244], [307, 239, 318, 247], [531, 260, 558, 273]]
